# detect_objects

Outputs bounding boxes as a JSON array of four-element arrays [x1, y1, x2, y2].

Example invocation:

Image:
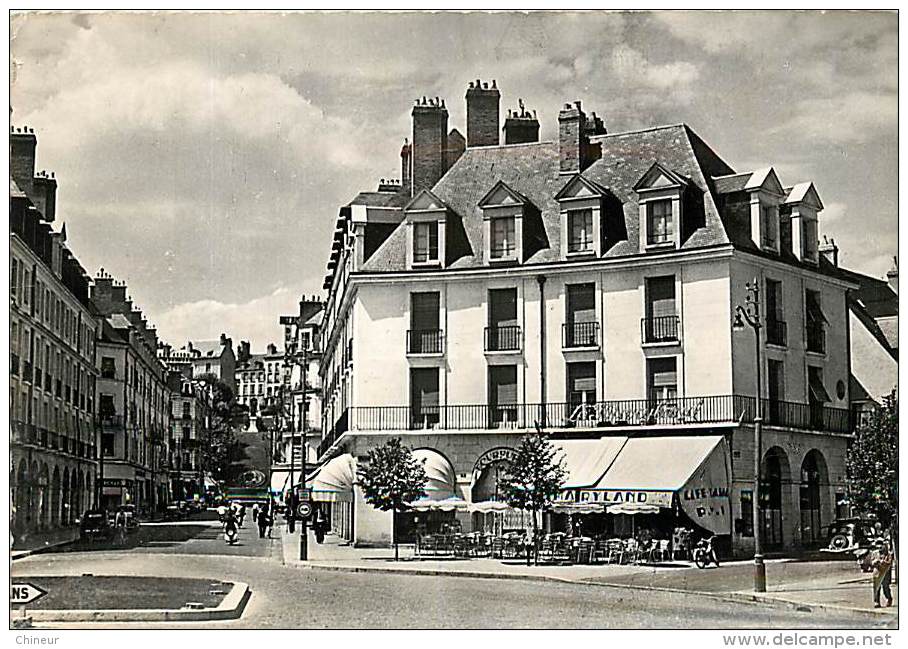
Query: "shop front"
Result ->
[[307, 453, 356, 542]]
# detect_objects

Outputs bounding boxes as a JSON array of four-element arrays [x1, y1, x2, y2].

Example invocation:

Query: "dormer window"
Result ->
[[404, 189, 448, 269], [647, 199, 673, 246], [783, 182, 824, 265], [633, 162, 688, 252], [413, 221, 439, 264], [555, 174, 608, 258], [490, 216, 517, 260], [479, 180, 528, 265], [567, 209, 593, 253]]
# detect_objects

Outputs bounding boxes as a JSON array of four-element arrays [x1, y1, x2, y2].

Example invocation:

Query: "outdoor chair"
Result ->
[[418, 535, 436, 557], [575, 538, 595, 564], [491, 537, 505, 559], [605, 538, 625, 564], [594, 537, 610, 562], [623, 538, 641, 564]]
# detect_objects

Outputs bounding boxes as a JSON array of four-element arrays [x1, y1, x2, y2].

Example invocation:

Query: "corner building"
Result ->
[[316, 82, 855, 555]]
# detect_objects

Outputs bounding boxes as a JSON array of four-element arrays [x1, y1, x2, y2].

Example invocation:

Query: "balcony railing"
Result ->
[[641, 315, 680, 343], [563, 321, 600, 348], [484, 325, 522, 352], [336, 395, 851, 436], [807, 324, 826, 354], [765, 318, 787, 347], [407, 329, 445, 355]]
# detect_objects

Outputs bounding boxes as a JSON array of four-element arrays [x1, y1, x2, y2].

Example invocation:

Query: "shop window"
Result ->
[[740, 490, 754, 537]]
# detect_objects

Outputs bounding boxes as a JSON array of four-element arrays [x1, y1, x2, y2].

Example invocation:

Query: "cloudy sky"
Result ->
[[10, 10, 897, 351]]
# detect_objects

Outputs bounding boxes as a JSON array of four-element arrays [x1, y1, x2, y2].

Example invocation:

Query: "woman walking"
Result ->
[[873, 541, 895, 608]]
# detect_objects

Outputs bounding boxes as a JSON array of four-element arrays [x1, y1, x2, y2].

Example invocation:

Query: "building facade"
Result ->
[[236, 344, 285, 417], [165, 370, 210, 502], [91, 271, 171, 513], [315, 82, 856, 554], [10, 125, 99, 542], [158, 335, 237, 395]]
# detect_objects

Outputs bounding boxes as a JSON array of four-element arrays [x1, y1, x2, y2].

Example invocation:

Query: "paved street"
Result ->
[[11, 516, 893, 629]]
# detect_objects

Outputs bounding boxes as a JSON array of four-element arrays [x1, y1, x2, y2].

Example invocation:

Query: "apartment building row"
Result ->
[[310, 80, 867, 555]]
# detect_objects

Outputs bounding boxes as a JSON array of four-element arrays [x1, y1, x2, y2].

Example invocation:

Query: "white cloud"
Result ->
[[154, 287, 300, 350], [771, 91, 897, 144]]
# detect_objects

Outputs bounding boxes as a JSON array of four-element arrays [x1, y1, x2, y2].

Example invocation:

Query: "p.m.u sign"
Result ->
[[10, 583, 47, 605]]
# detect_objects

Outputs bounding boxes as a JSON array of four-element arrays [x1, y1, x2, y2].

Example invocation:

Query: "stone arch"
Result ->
[[761, 446, 791, 550], [39, 463, 50, 529], [51, 466, 62, 527], [799, 449, 829, 546], [14, 458, 29, 534]]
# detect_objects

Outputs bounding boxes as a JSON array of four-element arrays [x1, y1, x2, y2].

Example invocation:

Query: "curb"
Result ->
[[287, 560, 897, 621], [11, 539, 78, 561], [23, 581, 250, 623]]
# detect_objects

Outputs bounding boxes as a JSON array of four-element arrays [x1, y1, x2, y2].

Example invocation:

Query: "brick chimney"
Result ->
[[818, 236, 839, 267], [411, 96, 449, 193], [10, 126, 37, 198], [585, 111, 607, 136], [503, 99, 540, 144], [559, 101, 590, 174], [886, 256, 898, 294], [445, 128, 466, 171], [90, 268, 116, 313], [465, 79, 500, 147], [32, 171, 57, 222], [400, 138, 412, 193]]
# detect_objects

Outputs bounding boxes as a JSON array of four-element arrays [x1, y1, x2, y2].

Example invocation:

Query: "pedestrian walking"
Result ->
[[238, 504, 246, 527], [314, 507, 327, 544], [252, 503, 260, 525], [258, 504, 272, 539], [872, 541, 895, 608]]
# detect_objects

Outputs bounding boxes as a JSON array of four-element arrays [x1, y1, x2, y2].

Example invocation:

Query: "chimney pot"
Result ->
[[492, 79, 497, 88]]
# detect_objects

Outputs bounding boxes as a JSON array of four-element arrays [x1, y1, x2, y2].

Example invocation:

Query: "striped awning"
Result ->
[[309, 454, 356, 503]]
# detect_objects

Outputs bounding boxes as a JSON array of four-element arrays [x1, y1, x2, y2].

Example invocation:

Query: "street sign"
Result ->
[[296, 502, 313, 519], [10, 583, 47, 605]]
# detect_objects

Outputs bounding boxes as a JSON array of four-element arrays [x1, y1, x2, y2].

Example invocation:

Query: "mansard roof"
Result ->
[[554, 174, 609, 201], [632, 161, 689, 192]]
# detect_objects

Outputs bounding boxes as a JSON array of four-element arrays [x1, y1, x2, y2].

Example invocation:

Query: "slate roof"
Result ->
[[834, 265, 899, 357], [192, 340, 227, 358], [712, 172, 752, 195], [9, 177, 26, 199], [361, 124, 737, 272], [347, 191, 410, 209]]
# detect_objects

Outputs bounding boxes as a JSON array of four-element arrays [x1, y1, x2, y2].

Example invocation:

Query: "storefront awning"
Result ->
[[309, 454, 356, 503], [410, 496, 469, 511], [412, 448, 457, 501], [553, 437, 628, 489], [270, 471, 289, 496]]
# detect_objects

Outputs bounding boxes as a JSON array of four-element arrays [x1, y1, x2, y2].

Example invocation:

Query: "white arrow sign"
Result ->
[[10, 583, 48, 605]]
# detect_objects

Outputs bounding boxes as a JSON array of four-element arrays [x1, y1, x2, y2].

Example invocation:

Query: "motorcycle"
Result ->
[[693, 536, 720, 569], [224, 525, 238, 545]]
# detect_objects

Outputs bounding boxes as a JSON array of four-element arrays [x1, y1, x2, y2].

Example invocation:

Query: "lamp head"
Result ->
[[732, 312, 746, 332]]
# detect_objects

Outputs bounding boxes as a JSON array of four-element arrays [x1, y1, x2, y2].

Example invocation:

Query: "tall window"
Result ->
[[567, 362, 597, 416], [409, 292, 442, 354], [765, 279, 785, 346], [567, 209, 593, 253], [647, 357, 677, 401], [99, 394, 117, 419], [490, 217, 516, 260], [803, 219, 819, 261], [101, 357, 116, 379], [410, 367, 439, 428], [807, 365, 829, 428], [565, 283, 597, 347], [740, 491, 754, 537], [487, 288, 519, 351], [647, 199, 673, 245], [413, 221, 439, 264], [488, 365, 518, 426], [643, 276, 678, 342], [767, 359, 785, 424], [805, 289, 826, 353], [10, 258, 18, 299]]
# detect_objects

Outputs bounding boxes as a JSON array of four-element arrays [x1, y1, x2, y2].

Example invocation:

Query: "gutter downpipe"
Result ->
[[536, 275, 547, 428]]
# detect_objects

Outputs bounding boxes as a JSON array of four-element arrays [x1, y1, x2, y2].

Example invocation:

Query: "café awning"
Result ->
[[309, 454, 356, 503], [409, 448, 469, 510], [587, 435, 732, 534], [553, 437, 628, 489]]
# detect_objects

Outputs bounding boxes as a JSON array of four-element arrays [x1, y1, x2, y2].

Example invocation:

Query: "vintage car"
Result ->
[[823, 518, 880, 552], [78, 509, 116, 543]]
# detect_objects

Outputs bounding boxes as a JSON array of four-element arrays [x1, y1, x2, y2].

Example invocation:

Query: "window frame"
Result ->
[[646, 199, 674, 246], [412, 220, 440, 265], [566, 208, 594, 254], [489, 216, 518, 261]]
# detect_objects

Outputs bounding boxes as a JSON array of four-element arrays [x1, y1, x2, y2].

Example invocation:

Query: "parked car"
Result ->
[[79, 509, 116, 543], [823, 518, 880, 552], [163, 504, 185, 521], [116, 504, 140, 532]]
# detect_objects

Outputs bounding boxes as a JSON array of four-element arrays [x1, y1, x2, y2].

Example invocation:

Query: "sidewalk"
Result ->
[[11, 526, 80, 560], [280, 526, 897, 619]]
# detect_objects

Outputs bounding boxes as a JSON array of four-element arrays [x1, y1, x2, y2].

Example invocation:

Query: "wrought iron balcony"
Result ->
[[337, 395, 851, 436], [562, 321, 600, 348], [484, 325, 522, 352], [641, 315, 680, 343], [407, 329, 445, 355]]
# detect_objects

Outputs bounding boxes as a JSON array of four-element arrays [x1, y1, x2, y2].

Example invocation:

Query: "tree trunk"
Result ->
[[393, 507, 399, 561], [532, 507, 539, 566]]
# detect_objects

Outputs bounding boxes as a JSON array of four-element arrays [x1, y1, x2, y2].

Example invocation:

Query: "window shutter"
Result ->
[[647, 277, 676, 318], [489, 366, 517, 405], [411, 292, 440, 330], [648, 357, 677, 387], [568, 284, 596, 323], [489, 289, 517, 327]]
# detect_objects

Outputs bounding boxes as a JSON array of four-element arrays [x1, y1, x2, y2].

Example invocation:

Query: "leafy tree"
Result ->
[[194, 374, 242, 485], [846, 391, 898, 526], [498, 423, 567, 565], [357, 438, 428, 560]]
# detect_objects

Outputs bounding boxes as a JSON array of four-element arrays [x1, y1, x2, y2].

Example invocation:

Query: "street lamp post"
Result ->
[[96, 416, 105, 508], [733, 276, 767, 593]]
